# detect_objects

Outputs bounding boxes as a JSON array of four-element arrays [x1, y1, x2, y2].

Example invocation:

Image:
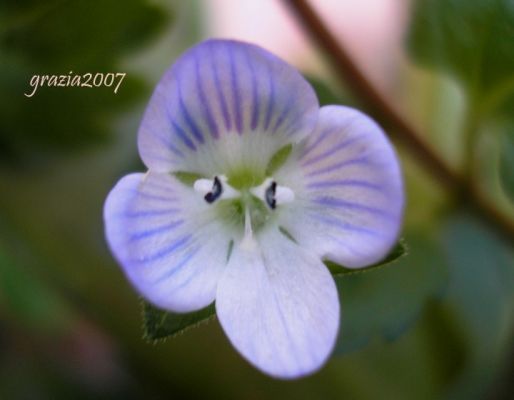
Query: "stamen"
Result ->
[[275, 185, 295, 205], [194, 176, 222, 203], [194, 178, 215, 194], [205, 176, 222, 203], [265, 181, 277, 209], [194, 175, 239, 203], [251, 178, 295, 210]]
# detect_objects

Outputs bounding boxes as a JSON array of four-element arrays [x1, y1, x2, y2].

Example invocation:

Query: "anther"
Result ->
[[265, 181, 277, 209], [251, 178, 295, 210], [194, 175, 239, 204], [205, 176, 222, 203]]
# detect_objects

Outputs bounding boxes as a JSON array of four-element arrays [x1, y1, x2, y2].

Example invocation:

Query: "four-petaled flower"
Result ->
[[104, 39, 404, 379]]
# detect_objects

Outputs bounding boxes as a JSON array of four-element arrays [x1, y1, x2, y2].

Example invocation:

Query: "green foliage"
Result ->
[[306, 75, 353, 107], [142, 301, 216, 342], [0, 0, 168, 163], [334, 233, 447, 354], [440, 215, 514, 398], [408, 0, 514, 113], [408, 0, 514, 204]]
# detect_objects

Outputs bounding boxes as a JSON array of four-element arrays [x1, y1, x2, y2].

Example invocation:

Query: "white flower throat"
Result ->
[[193, 174, 295, 242]]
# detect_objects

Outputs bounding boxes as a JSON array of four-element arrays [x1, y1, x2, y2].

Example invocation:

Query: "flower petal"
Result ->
[[216, 229, 340, 379], [138, 39, 319, 174], [276, 105, 404, 268], [104, 172, 233, 312]]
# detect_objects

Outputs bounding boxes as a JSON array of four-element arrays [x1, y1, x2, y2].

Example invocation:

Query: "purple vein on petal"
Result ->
[[146, 126, 184, 158], [306, 179, 383, 192], [322, 233, 366, 258], [152, 246, 200, 284], [228, 46, 243, 134], [305, 155, 369, 177], [163, 97, 196, 151], [271, 94, 293, 135], [195, 56, 219, 139], [138, 181, 176, 195], [121, 208, 179, 218], [127, 220, 184, 242], [138, 234, 191, 263], [264, 60, 275, 131], [301, 135, 365, 167], [312, 214, 382, 237], [244, 47, 260, 131], [299, 116, 357, 160], [170, 120, 197, 151], [299, 127, 337, 159], [313, 196, 394, 220], [285, 114, 304, 138], [177, 84, 204, 143], [166, 246, 208, 289], [210, 45, 231, 132], [128, 190, 177, 203], [267, 275, 302, 366]]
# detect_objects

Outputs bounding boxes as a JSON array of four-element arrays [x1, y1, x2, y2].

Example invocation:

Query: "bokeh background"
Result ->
[[1, 0, 513, 399]]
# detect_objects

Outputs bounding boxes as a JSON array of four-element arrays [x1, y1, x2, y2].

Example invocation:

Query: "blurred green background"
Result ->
[[0, 0, 513, 399]]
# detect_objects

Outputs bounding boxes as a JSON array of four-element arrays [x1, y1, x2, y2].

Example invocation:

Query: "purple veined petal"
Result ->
[[103, 172, 233, 312], [137, 39, 319, 174], [216, 229, 339, 379], [275, 105, 404, 269]]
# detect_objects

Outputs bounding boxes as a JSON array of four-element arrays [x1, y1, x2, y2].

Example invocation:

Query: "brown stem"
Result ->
[[282, 0, 514, 244]]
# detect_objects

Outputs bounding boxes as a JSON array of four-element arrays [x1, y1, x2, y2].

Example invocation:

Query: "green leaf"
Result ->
[[440, 214, 514, 398], [499, 130, 514, 203], [142, 301, 216, 342], [408, 0, 514, 202], [326, 239, 407, 276], [305, 75, 353, 107], [265, 144, 293, 176], [334, 232, 447, 355], [407, 0, 514, 116]]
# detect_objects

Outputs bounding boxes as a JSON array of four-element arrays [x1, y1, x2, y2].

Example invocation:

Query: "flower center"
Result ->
[[193, 175, 295, 235]]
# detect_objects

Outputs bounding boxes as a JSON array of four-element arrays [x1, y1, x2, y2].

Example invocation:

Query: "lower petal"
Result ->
[[104, 172, 232, 312], [215, 229, 340, 379]]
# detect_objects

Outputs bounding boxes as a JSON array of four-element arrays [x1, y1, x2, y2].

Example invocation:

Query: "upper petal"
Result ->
[[103, 172, 234, 312], [216, 229, 340, 379], [138, 39, 319, 175], [276, 105, 404, 268]]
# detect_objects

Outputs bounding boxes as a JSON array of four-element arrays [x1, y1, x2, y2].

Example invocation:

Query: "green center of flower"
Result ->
[[217, 191, 271, 233], [192, 174, 294, 236], [226, 169, 265, 190]]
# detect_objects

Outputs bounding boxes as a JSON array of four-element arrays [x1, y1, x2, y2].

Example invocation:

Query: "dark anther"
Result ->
[[265, 181, 277, 209], [205, 176, 223, 203]]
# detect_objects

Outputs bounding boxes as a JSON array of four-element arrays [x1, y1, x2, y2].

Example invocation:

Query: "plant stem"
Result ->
[[282, 0, 514, 245]]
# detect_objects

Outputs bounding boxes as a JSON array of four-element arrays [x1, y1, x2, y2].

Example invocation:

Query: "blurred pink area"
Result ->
[[204, 0, 411, 91]]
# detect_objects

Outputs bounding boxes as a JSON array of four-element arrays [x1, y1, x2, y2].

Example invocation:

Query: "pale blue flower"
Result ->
[[104, 39, 403, 378]]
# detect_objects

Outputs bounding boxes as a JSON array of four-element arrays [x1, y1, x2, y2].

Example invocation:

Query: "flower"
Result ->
[[103, 39, 404, 379]]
